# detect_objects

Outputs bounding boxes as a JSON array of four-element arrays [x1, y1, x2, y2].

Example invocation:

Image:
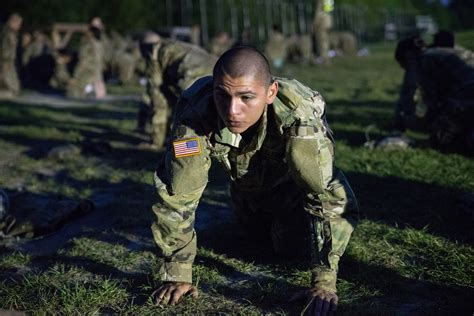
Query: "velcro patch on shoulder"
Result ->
[[286, 125, 319, 138], [173, 138, 202, 158]]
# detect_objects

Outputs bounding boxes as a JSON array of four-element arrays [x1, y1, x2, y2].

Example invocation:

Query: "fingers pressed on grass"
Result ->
[[170, 288, 184, 305]]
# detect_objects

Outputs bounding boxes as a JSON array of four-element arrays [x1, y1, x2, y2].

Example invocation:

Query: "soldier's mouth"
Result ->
[[227, 120, 243, 127]]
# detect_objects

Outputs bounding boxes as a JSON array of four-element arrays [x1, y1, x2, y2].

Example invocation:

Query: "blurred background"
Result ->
[[2, 0, 472, 47]]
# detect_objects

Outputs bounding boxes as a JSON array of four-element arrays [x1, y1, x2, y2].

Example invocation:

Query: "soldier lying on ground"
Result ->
[[0, 189, 94, 239], [149, 46, 358, 316]]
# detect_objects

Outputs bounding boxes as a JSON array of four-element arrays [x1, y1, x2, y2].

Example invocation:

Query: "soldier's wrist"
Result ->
[[158, 261, 193, 284], [311, 265, 337, 293]]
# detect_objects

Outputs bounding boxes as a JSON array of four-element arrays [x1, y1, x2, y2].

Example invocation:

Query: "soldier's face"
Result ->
[[214, 74, 278, 134]]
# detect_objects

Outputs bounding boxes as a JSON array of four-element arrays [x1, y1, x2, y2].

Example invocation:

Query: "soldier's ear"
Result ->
[[266, 80, 278, 104]]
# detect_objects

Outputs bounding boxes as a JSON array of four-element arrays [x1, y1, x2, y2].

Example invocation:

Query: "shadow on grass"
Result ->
[[347, 171, 473, 243], [0, 101, 144, 148], [338, 255, 474, 315]]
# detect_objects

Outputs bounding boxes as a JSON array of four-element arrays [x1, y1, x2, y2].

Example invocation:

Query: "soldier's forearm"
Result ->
[[309, 214, 356, 292]]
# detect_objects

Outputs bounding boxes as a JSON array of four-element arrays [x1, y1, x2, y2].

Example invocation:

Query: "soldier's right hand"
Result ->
[[151, 281, 198, 305]]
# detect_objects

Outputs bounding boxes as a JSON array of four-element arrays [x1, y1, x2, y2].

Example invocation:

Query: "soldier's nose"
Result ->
[[228, 98, 241, 116]]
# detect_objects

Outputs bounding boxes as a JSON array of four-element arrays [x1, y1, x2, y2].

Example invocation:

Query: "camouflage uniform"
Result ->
[[115, 43, 141, 85], [453, 45, 474, 67], [208, 34, 234, 57], [287, 35, 313, 65], [398, 47, 474, 152], [395, 44, 474, 124], [299, 34, 314, 64], [314, 0, 334, 63], [0, 25, 20, 96], [139, 39, 217, 148], [395, 56, 419, 121], [101, 32, 114, 74], [330, 31, 358, 56], [417, 48, 474, 153], [21, 35, 50, 67], [264, 31, 288, 70], [49, 52, 71, 90], [151, 76, 358, 292], [66, 32, 104, 98]]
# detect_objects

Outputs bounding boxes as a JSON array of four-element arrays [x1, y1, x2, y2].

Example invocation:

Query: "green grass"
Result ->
[[1, 41, 473, 314]]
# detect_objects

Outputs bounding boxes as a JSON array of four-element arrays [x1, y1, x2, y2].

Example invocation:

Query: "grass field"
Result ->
[[1, 33, 473, 315]]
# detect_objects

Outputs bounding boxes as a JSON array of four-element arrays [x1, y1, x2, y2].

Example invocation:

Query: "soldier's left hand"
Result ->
[[290, 287, 338, 316]]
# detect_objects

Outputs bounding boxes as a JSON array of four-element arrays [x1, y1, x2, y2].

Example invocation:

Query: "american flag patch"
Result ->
[[173, 138, 201, 158]]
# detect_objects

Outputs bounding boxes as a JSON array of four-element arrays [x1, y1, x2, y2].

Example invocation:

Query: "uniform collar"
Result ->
[[215, 106, 268, 152]]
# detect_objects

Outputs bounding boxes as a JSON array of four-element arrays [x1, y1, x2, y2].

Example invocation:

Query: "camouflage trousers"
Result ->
[[315, 31, 330, 61], [0, 62, 20, 95], [430, 85, 474, 155], [49, 63, 71, 90], [430, 103, 474, 155], [66, 73, 104, 98], [138, 87, 174, 148], [231, 181, 312, 259], [231, 174, 357, 291]]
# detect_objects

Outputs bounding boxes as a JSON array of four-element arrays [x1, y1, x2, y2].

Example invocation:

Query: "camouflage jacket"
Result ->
[[152, 76, 358, 291], [72, 33, 104, 81], [417, 47, 474, 119], [454, 45, 474, 67], [397, 47, 474, 120], [22, 38, 51, 66], [0, 26, 18, 64], [144, 39, 216, 108]]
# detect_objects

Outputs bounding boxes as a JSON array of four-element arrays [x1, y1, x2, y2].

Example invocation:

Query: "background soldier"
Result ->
[[208, 31, 234, 57], [66, 17, 106, 98], [395, 36, 474, 154], [21, 29, 54, 89], [329, 31, 358, 56], [431, 30, 474, 66], [150, 47, 358, 315], [0, 13, 23, 97], [137, 32, 217, 148], [313, 0, 334, 64], [49, 48, 72, 90], [264, 24, 288, 70]]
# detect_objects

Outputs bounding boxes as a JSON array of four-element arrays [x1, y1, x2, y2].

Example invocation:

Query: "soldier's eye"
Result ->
[[241, 95, 253, 101]]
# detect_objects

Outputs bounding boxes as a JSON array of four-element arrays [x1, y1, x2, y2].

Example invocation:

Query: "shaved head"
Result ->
[[143, 31, 161, 44], [213, 46, 272, 87]]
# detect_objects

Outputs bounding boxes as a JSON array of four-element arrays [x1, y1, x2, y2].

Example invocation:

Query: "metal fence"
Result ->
[[159, 0, 419, 46]]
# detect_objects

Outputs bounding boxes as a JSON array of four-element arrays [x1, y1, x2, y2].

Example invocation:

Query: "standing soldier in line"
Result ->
[[149, 47, 358, 315], [0, 13, 23, 97], [313, 0, 334, 64], [136, 32, 217, 149], [66, 17, 106, 98]]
